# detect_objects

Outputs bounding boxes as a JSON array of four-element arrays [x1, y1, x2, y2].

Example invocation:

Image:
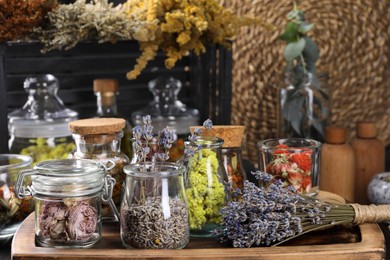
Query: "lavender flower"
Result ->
[[132, 115, 178, 170], [214, 171, 355, 247], [203, 119, 213, 130], [67, 201, 98, 240]]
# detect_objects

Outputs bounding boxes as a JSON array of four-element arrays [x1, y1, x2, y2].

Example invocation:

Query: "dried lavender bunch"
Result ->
[[35, 0, 156, 52], [121, 196, 189, 249], [213, 171, 356, 247]]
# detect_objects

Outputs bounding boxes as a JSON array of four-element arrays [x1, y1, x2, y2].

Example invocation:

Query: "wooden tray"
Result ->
[[11, 192, 386, 260]]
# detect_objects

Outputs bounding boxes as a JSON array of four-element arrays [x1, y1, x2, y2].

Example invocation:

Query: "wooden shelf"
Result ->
[[12, 212, 385, 259]]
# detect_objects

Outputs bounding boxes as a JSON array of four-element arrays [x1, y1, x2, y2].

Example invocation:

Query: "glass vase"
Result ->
[[184, 136, 230, 237], [279, 72, 329, 142], [121, 163, 189, 249], [257, 138, 321, 197]]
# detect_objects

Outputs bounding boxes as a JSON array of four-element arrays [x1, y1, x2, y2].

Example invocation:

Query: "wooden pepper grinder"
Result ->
[[320, 126, 355, 202], [351, 122, 385, 204]]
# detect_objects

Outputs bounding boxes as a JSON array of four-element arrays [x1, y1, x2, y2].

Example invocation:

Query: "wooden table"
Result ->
[[11, 213, 385, 260]]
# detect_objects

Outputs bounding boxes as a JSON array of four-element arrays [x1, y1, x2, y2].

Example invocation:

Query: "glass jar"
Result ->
[[184, 136, 230, 237], [257, 138, 321, 197], [68, 118, 129, 222], [222, 146, 247, 191], [14, 159, 116, 248], [8, 74, 78, 165], [132, 76, 199, 162], [93, 79, 133, 158], [0, 154, 33, 239], [279, 72, 329, 142], [121, 162, 189, 249]]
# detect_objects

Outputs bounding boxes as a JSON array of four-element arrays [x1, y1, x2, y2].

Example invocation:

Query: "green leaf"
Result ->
[[280, 22, 299, 42], [284, 38, 305, 62], [287, 10, 300, 20], [299, 22, 314, 34], [302, 37, 319, 63]]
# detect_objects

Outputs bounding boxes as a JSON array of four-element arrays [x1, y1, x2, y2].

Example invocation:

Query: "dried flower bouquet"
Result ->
[[1, 0, 272, 80], [214, 171, 390, 248]]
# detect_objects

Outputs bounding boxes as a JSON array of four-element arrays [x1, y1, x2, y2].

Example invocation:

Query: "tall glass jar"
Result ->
[[14, 159, 116, 248], [279, 72, 329, 142], [8, 74, 78, 165], [93, 79, 133, 158], [68, 118, 129, 221], [121, 163, 189, 249], [132, 76, 199, 162], [184, 136, 230, 237], [257, 138, 321, 197], [0, 154, 33, 239]]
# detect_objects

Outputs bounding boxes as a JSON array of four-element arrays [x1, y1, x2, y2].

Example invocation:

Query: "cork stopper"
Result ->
[[325, 126, 346, 144], [189, 125, 245, 148], [356, 122, 377, 138], [69, 118, 125, 135], [93, 79, 118, 93]]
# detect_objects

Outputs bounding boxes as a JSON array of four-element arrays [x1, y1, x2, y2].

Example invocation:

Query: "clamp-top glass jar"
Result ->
[[68, 118, 129, 221], [14, 159, 116, 248], [8, 74, 78, 165]]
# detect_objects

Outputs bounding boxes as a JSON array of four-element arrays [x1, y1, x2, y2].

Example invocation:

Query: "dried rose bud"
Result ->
[[67, 201, 97, 240], [39, 202, 68, 240]]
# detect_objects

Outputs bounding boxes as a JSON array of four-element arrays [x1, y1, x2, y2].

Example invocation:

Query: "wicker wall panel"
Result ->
[[224, 0, 390, 164]]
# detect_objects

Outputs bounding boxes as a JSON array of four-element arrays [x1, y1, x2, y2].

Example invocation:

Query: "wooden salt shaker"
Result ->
[[320, 126, 355, 202], [351, 122, 385, 204]]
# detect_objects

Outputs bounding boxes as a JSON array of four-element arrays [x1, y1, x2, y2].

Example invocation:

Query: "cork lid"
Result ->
[[93, 79, 118, 92], [189, 125, 245, 147], [69, 118, 125, 135], [356, 122, 377, 138], [325, 126, 346, 144]]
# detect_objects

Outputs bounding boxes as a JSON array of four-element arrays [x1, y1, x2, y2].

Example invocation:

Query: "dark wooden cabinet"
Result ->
[[0, 41, 232, 153]]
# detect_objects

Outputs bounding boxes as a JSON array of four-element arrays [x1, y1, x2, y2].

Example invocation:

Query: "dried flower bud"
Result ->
[[67, 201, 98, 240]]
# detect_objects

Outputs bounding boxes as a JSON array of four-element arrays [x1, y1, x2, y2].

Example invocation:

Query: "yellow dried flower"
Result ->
[[124, 0, 272, 79]]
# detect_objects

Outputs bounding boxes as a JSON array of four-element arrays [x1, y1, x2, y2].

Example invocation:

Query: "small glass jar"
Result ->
[[69, 118, 130, 222], [257, 138, 321, 197], [14, 159, 116, 248], [121, 163, 189, 249], [0, 154, 33, 239], [184, 136, 230, 237], [8, 74, 78, 165], [222, 146, 247, 191]]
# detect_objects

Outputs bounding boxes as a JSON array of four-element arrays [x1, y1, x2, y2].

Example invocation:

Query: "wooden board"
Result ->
[[11, 212, 385, 260]]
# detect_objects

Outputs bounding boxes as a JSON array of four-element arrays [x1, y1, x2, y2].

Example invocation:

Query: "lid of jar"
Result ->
[[93, 79, 118, 93], [325, 126, 346, 144], [356, 122, 377, 138], [189, 125, 245, 148], [131, 77, 199, 135], [8, 74, 78, 138], [30, 159, 106, 197], [69, 118, 125, 135]]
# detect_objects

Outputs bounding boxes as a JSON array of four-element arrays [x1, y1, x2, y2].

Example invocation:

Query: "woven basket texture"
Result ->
[[222, 0, 390, 165]]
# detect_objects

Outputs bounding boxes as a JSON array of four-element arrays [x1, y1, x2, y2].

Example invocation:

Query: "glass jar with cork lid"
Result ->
[[68, 118, 129, 221]]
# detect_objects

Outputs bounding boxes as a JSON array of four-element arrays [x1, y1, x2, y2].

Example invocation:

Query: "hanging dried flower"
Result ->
[[35, 0, 157, 52], [123, 0, 273, 79], [0, 0, 58, 42]]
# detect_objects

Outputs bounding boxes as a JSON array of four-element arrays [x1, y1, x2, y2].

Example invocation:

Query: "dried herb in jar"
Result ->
[[121, 196, 189, 249]]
